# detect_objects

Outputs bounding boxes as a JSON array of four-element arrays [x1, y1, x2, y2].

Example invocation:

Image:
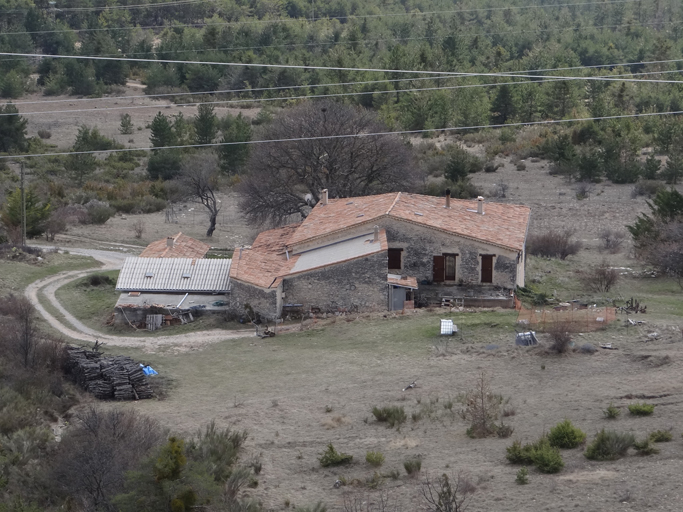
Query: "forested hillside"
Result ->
[[1, 0, 683, 129]]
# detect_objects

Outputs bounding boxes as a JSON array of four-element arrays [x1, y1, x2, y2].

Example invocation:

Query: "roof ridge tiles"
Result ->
[[386, 192, 401, 215]]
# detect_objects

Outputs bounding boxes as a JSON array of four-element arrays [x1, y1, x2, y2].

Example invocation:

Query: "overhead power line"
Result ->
[[0, 0, 639, 17], [7, 57, 683, 108], [1, 109, 682, 161], [4, 52, 683, 87], [2, 0, 214, 13], [5, 68, 683, 117], [0, 0, 647, 35]]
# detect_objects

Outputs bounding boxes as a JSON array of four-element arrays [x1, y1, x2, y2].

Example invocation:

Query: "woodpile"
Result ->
[[65, 347, 154, 400]]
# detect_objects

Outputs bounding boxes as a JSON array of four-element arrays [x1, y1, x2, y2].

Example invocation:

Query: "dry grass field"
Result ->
[[102, 307, 683, 512]]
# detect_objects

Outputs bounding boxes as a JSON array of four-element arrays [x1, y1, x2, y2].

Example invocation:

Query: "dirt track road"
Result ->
[[24, 248, 254, 350]]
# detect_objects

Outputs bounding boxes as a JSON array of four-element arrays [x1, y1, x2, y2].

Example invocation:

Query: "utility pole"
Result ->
[[20, 162, 26, 246]]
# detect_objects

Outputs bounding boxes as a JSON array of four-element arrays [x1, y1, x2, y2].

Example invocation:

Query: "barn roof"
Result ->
[[116, 257, 231, 293]]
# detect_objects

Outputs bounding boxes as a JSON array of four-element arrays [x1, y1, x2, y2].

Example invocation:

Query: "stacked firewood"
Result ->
[[65, 347, 154, 400]]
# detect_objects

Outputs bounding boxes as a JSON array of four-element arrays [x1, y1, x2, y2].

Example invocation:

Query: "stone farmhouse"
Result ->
[[227, 190, 531, 320]]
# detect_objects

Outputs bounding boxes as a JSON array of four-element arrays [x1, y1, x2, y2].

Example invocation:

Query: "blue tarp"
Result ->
[[140, 364, 158, 376]]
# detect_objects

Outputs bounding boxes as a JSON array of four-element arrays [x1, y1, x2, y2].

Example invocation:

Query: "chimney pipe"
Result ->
[[166, 236, 174, 248], [373, 225, 379, 242], [321, 189, 329, 206], [445, 188, 451, 209], [477, 196, 484, 215]]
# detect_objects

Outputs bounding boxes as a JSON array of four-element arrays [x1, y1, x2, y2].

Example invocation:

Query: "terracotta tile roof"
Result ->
[[140, 232, 211, 259], [230, 225, 388, 288], [287, 193, 530, 251], [387, 275, 418, 289], [229, 224, 300, 288], [288, 193, 398, 247]]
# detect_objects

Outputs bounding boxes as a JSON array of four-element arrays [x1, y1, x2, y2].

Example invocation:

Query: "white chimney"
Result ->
[[373, 225, 379, 242], [321, 189, 329, 206], [166, 236, 174, 248], [445, 188, 451, 209], [477, 196, 484, 215]]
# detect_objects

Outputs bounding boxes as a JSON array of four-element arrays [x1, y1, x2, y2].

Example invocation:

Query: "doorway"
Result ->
[[481, 255, 494, 283]]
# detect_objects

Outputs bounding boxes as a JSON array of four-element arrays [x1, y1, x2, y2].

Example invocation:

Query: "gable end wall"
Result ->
[[282, 250, 388, 314]]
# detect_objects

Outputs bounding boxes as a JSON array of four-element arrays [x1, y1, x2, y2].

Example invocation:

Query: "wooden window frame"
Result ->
[[444, 253, 457, 281]]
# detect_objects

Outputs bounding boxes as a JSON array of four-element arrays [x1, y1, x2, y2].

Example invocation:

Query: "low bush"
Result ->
[[546, 322, 573, 354], [87, 205, 115, 225], [527, 230, 581, 259], [631, 179, 665, 198], [506, 440, 536, 465], [497, 422, 514, 439], [506, 437, 564, 473], [515, 467, 529, 485], [530, 438, 564, 473], [598, 229, 626, 253], [584, 429, 635, 461], [403, 458, 421, 476], [649, 430, 673, 443], [37, 129, 52, 140], [628, 403, 655, 416], [603, 403, 621, 419], [371, 406, 407, 428], [318, 444, 352, 467], [88, 274, 114, 286], [633, 439, 659, 456], [548, 419, 586, 449], [483, 161, 500, 173], [581, 260, 620, 293], [365, 451, 385, 467]]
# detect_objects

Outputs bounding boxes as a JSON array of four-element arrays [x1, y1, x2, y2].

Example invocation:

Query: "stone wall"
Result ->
[[282, 251, 388, 314], [227, 279, 279, 321], [382, 219, 520, 288]]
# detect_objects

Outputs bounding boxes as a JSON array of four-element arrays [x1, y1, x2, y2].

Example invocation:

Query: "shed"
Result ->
[[116, 257, 231, 293]]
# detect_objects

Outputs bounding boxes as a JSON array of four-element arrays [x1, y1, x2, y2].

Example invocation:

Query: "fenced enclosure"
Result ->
[[515, 297, 617, 332]]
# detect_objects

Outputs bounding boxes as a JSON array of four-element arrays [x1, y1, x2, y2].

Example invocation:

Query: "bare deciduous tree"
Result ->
[[179, 151, 221, 237], [460, 372, 501, 438], [422, 472, 475, 512], [51, 406, 165, 511], [343, 491, 402, 512], [239, 99, 419, 225], [581, 259, 620, 293], [642, 221, 683, 288], [132, 219, 145, 239], [0, 294, 40, 368]]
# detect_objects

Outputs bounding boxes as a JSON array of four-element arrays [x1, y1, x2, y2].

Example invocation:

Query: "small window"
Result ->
[[145, 272, 154, 278], [388, 248, 403, 270], [182, 273, 191, 279]]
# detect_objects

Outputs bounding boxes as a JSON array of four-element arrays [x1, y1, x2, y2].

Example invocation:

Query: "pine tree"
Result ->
[[491, 84, 517, 124], [0, 103, 28, 153], [194, 104, 218, 145], [662, 151, 683, 184], [219, 113, 252, 174], [0, 188, 51, 239], [150, 112, 176, 148], [119, 113, 133, 135], [642, 154, 661, 180]]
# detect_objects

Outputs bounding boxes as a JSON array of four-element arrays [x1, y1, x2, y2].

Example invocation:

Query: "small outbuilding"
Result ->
[[114, 257, 231, 327]]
